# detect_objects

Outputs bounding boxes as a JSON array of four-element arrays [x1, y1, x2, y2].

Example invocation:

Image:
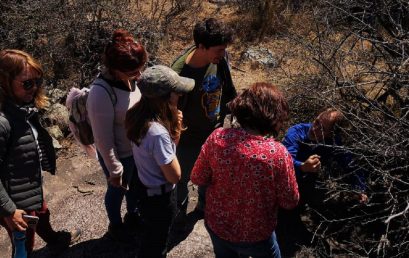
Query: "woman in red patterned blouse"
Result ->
[[191, 82, 299, 258]]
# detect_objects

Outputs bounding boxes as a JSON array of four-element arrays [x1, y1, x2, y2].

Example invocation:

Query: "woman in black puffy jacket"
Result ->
[[0, 49, 80, 257]]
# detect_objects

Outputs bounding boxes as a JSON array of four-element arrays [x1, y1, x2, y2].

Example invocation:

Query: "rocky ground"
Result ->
[[0, 142, 215, 258]]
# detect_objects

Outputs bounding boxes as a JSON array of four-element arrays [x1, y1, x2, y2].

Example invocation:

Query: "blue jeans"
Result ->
[[98, 153, 138, 225], [206, 224, 281, 258]]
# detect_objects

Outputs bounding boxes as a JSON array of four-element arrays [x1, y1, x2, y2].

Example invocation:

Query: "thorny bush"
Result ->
[[0, 0, 194, 91], [285, 0, 408, 256]]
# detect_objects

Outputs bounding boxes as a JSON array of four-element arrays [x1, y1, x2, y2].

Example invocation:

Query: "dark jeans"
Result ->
[[297, 173, 325, 208], [0, 201, 58, 257], [276, 173, 324, 253], [98, 153, 139, 225], [138, 190, 176, 258], [176, 142, 205, 213], [206, 224, 281, 258]]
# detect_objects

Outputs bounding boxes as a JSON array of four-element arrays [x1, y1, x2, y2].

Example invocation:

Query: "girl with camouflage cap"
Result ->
[[125, 65, 194, 258]]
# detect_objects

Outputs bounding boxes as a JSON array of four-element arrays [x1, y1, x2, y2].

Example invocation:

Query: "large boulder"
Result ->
[[44, 103, 70, 135], [241, 47, 278, 68], [47, 125, 64, 140]]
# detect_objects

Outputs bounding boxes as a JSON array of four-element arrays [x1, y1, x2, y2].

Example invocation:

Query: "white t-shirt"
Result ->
[[132, 122, 176, 188]]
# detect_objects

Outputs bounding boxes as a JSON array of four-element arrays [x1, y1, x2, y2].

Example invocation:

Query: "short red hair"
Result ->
[[103, 29, 148, 73]]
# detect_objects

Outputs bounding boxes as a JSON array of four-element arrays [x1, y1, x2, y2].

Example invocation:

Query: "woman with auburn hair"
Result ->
[[191, 82, 300, 258], [0, 49, 80, 257], [125, 65, 194, 258], [86, 29, 148, 241], [0, 50, 48, 109]]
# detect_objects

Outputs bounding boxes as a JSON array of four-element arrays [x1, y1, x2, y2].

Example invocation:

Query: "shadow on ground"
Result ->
[[276, 207, 314, 257], [168, 209, 204, 252], [31, 234, 139, 258]]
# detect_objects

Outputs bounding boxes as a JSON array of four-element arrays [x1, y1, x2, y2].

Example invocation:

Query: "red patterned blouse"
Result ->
[[191, 128, 299, 242]]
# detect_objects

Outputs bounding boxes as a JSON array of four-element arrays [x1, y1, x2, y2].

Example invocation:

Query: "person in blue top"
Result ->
[[282, 108, 366, 203], [278, 108, 367, 254]]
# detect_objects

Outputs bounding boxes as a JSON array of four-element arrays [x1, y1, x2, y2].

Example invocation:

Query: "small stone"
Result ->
[[52, 137, 63, 149]]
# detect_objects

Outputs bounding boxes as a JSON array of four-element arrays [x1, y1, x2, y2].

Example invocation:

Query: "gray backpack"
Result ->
[[66, 78, 117, 145]]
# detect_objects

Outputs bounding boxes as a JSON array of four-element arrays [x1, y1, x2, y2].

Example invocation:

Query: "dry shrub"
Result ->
[[0, 0, 198, 91], [284, 0, 409, 256], [231, 0, 299, 41]]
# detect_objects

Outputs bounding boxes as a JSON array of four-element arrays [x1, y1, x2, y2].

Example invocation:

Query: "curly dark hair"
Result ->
[[228, 82, 289, 137], [193, 18, 233, 48]]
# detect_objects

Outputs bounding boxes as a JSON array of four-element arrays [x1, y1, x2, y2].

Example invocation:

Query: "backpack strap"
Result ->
[[92, 78, 117, 106], [217, 55, 237, 122]]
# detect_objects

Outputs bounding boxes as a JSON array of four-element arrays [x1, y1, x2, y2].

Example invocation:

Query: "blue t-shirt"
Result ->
[[132, 122, 176, 188], [282, 123, 347, 175], [282, 123, 366, 190]]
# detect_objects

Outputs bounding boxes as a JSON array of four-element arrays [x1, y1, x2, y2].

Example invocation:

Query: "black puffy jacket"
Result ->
[[0, 101, 56, 217]]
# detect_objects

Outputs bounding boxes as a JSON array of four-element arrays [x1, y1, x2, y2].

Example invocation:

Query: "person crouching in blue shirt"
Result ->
[[282, 108, 366, 204], [277, 108, 367, 253]]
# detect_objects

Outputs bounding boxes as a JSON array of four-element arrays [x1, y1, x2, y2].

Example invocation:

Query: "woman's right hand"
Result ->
[[169, 92, 180, 107], [108, 175, 127, 190], [177, 110, 183, 126], [300, 154, 321, 173], [5, 209, 27, 232]]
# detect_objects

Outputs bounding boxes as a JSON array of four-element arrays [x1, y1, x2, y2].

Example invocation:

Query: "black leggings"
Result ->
[[138, 190, 176, 258]]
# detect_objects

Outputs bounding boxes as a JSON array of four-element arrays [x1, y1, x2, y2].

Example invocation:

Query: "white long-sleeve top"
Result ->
[[87, 77, 141, 177]]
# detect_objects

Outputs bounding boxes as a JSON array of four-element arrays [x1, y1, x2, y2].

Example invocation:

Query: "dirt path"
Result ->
[[0, 144, 214, 258]]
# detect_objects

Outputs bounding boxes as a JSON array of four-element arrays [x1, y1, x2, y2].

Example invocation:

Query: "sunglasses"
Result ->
[[18, 78, 43, 90]]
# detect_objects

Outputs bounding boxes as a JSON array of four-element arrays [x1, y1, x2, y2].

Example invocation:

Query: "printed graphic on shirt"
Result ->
[[201, 74, 222, 121]]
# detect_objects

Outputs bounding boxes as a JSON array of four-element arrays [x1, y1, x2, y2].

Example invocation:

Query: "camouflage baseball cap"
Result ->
[[138, 65, 195, 98]]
